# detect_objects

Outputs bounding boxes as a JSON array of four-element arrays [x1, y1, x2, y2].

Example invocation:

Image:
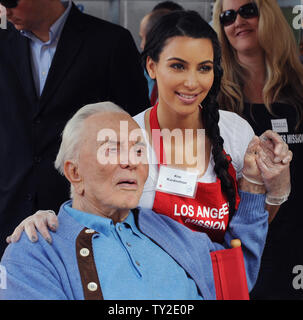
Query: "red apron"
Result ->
[[150, 104, 240, 243]]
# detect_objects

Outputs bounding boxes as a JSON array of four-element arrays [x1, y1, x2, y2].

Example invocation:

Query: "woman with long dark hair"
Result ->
[[135, 9, 290, 241]]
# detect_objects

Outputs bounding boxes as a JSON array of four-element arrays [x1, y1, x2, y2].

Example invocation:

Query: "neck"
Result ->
[[157, 102, 203, 131], [237, 48, 266, 80], [237, 49, 266, 103], [31, 2, 66, 42], [72, 196, 129, 225]]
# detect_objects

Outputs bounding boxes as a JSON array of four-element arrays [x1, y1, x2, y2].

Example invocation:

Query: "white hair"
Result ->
[[54, 101, 128, 196]]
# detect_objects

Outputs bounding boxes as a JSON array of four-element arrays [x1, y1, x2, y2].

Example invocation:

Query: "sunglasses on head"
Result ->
[[220, 2, 259, 27], [0, 0, 19, 9]]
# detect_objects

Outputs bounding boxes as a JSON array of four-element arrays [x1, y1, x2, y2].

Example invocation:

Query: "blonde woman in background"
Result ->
[[213, 0, 303, 299]]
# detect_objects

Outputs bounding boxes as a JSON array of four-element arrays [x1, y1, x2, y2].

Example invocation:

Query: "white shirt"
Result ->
[[133, 109, 255, 209]]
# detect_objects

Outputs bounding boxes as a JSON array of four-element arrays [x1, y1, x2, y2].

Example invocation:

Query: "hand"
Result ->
[[242, 136, 263, 184], [257, 130, 292, 199], [259, 130, 292, 164], [6, 210, 58, 244], [240, 136, 266, 194]]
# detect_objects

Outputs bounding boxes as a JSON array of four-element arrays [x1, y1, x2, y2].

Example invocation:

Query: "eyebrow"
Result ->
[[97, 139, 118, 146], [97, 139, 146, 147], [167, 57, 214, 65], [134, 141, 147, 148]]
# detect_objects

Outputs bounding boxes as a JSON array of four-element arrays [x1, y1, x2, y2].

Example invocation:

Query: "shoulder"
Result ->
[[1, 232, 54, 271], [133, 109, 150, 130], [219, 109, 254, 142], [1, 208, 82, 266], [71, 6, 131, 39], [218, 110, 253, 133], [0, 22, 19, 40], [218, 110, 255, 177]]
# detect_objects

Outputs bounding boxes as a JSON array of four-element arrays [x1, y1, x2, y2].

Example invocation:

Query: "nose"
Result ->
[[184, 70, 199, 90], [119, 148, 138, 170], [234, 12, 247, 27]]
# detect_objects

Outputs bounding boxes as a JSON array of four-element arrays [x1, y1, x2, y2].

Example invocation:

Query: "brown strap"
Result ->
[[76, 227, 103, 300]]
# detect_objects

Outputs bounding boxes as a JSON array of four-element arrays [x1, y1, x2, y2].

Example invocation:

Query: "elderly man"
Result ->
[[0, 102, 268, 300], [0, 0, 149, 257]]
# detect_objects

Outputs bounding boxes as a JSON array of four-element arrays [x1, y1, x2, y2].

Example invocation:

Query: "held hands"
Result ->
[[242, 130, 292, 204], [7, 131, 292, 244]]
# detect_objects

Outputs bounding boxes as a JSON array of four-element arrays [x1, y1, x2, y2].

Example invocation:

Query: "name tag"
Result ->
[[271, 119, 288, 133], [156, 166, 198, 198]]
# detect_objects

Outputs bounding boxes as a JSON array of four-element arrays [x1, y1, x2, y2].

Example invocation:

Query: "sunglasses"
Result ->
[[220, 2, 259, 27], [0, 0, 19, 9]]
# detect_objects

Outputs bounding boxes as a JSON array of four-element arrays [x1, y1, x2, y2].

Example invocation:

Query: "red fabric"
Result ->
[[149, 103, 240, 243], [211, 246, 249, 300]]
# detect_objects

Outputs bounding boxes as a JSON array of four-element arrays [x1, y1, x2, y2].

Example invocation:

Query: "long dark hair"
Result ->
[[142, 10, 236, 216]]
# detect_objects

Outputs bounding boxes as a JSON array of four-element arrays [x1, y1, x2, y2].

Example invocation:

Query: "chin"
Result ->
[[118, 195, 141, 210]]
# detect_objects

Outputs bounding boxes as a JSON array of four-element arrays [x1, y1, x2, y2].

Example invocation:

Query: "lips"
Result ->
[[176, 92, 200, 105], [116, 179, 138, 190], [236, 29, 252, 37]]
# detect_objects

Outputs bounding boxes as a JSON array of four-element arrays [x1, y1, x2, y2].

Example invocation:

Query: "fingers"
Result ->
[[260, 130, 290, 163], [6, 210, 58, 245], [246, 136, 260, 155], [46, 210, 58, 232], [24, 221, 39, 243], [6, 224, 25, 243], [282, 150, 293, 164], [255, 149, 271, 174], [32, 210, 58, 243]]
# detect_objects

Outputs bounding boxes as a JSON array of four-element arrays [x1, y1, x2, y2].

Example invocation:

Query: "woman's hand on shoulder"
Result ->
[[6, 210, 58, 244]]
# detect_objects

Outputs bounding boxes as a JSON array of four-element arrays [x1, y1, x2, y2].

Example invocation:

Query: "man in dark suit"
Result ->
[[0, 0, 150, 257]]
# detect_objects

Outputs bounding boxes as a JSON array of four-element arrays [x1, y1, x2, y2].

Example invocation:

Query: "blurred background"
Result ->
[[73, 0, 302, 51]]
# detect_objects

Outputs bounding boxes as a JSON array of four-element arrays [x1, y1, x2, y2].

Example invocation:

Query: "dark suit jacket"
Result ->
[[0, 4, 150, 256]]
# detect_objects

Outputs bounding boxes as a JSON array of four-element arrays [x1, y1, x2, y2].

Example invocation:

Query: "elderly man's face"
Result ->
[[71, 112, 148, 218]]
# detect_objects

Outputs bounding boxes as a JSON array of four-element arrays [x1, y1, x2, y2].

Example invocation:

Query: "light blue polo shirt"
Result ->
[[64, 201, 203, 300]]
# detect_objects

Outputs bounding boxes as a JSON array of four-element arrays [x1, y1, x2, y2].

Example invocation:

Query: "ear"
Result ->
[[64, 160, 84, 196], [146, 56, 157, 80]]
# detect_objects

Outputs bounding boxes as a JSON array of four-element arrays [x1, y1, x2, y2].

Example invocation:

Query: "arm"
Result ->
[[257, 130, 292, 223], [266, 204, 280, 224], [214, 131, 291, 290], [0, 235, 68, 300], [241, 132, 292, 223], [209, 137, 268, 291], [221, 190, 268, 291]]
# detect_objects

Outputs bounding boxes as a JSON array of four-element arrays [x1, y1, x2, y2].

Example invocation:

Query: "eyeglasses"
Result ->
[[220, 2, 259, 27], [0, 0, 19, 9]]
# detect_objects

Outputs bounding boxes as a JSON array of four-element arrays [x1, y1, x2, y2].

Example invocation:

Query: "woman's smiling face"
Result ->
[[146, 36, 214, 116], [222, 0, 260, 55]]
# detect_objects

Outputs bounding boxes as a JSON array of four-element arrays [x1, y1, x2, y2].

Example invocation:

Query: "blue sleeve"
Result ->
[[0, 235, 68, 300], [221, 191, 268, 291]]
